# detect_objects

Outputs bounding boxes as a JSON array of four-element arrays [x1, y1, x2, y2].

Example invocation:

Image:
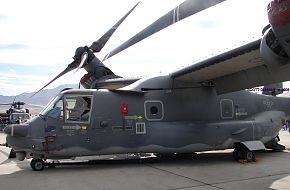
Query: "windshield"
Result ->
[[39, 95, 62, 116], [9, 113, 30, 124], [11, 113, 29, 120]]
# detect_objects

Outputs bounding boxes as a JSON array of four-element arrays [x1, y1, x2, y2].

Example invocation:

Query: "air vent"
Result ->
[[136, 122, 146, 134]]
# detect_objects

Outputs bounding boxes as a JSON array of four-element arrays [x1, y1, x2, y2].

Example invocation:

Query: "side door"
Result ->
[[61, 95, 93, 146]]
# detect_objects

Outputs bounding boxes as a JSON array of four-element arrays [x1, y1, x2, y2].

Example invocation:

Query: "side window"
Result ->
[[65, 96, 92, 123], [144, 100, 164, 121], [220, 99, 233, 119]]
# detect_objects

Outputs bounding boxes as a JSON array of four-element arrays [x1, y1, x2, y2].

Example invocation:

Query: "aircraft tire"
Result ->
[[232, 149, 239, 161], [244, 150, 255, 162], [30, 159, 45, 171], [233, 146, 255, 162]]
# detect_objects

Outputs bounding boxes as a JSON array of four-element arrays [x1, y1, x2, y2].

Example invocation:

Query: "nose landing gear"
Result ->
[[30, 159, 45, 171]]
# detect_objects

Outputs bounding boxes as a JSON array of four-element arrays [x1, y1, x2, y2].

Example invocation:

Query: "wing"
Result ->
[[170, 37, 290, 94], [171, 29, 290, 94], [170, 39, 265, 94], [171, 0, 290, 94]]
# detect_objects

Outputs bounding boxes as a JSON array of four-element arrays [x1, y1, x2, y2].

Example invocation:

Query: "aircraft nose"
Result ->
[[3, 124, 29, 137]]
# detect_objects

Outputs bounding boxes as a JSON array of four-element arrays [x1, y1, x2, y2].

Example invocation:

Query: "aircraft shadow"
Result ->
[[9, 149, 290, 170], [0, 150, 289, 190]]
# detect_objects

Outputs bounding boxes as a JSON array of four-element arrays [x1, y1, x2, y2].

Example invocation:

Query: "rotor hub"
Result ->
[[268, 0, 290, 27]]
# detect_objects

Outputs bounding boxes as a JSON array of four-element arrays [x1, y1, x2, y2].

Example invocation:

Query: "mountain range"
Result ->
[[0, 84, 78, 106]]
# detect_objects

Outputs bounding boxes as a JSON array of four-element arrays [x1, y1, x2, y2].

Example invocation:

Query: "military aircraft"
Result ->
[[0, 99, 44, 157], [0, 99, 44, 124], [0, 101, 30, 126], [3, 0, 290, 171]]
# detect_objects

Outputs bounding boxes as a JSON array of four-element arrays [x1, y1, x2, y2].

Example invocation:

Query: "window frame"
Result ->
[[64, 94, 93, 124], [220, 99, 234, 119], [144, 100, 164, 121]]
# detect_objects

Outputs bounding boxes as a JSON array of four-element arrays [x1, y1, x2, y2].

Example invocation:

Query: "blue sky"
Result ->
[[0, 0, 272, 96], [0, 44, 27, 49]]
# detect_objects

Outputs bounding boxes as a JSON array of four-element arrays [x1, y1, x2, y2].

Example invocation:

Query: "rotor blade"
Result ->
[[11, 96, 16, 109], [0, 103, 12, 105], [103, 0, 225, 60], [26, 103, 45, 108], [89, 1, 140, 53], [12, 96, 16, 103], [74, 52, 88, 74], [30, 61, 79, 97]]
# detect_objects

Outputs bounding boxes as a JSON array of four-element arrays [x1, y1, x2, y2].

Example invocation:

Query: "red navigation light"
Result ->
[[268, 0, 290, 27], [120, 104, 128, 116]]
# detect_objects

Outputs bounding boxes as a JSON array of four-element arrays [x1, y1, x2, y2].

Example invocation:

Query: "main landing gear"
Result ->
[[264, 136, 286, 151], [233, 145, 256, 162]]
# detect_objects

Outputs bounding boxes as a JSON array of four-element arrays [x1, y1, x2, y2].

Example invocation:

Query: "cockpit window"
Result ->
[[40, 95, 63, 120], [9, 113, 30, 124], [40, 95, 61, 115], [64, 95, 92, 123], [11, 114, 29, 120]]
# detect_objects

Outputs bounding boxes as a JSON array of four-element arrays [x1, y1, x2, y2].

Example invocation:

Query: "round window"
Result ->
[[150, 106, 158, 115]]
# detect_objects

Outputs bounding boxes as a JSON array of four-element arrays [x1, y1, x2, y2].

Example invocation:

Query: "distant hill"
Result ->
[[0, 84, 78, 106]]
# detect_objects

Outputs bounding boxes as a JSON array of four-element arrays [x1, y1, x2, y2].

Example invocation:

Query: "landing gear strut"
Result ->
[[264, 136, 285, 151], [30, 159, 45, 171], [233, 145, 256, 162]]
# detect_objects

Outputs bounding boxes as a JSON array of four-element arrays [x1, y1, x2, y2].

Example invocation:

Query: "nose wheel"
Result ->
[[30, 159, 45, 171]]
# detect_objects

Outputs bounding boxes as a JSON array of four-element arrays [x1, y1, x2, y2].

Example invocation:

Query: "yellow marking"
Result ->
[[137, 116, 143, 120], [81, 125, 88, 130]]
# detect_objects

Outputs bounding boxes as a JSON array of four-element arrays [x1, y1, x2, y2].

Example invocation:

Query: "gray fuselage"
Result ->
[[5, 77, 289, 159]]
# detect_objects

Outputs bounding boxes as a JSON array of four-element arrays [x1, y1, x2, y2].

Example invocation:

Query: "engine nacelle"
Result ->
[[260, 28, 289, 67]]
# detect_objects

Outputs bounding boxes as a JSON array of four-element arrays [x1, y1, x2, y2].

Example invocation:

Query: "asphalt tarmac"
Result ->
[[0, 131, 290, 190]]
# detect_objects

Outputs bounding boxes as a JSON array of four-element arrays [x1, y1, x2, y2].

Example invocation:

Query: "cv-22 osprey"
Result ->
[[3, 0, 290, 171]]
